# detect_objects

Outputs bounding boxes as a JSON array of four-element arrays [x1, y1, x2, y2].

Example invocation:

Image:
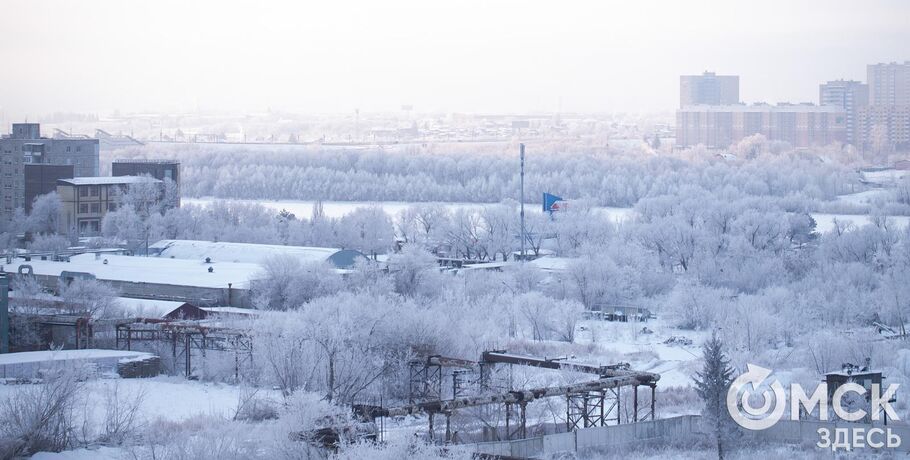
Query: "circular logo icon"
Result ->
[[726, 364, 786, 430]]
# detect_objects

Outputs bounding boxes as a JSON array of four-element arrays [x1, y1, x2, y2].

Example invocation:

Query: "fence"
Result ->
[[469, 415, 910, 457], [470, 415, 698, 457]]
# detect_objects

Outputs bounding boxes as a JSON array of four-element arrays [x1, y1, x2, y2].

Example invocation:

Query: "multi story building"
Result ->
[[868, 62, 910, 107], [24, 164, 73, 213], [856, 105, 910, 152], [680, 72, 740, 108], [676, 104, 847, 149], [0, 123, 99, 223], [111, 159, 180, 206], [859, 62, 910, 152], [819, 80, 868, 145], [56, 176, 162, 235]]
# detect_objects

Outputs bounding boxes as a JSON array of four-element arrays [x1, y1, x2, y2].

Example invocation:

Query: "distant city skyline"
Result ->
[[1, 0, 908, 118]]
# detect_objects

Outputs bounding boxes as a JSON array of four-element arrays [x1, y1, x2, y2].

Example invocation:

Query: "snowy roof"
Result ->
[[149, 239, 367, 269], [0, 349, 153, 367], [201, 306, 260, 316], [117, 297, 186, 318], [528, 256, 573, 272], [679, 104, 845, 113], [9, 253, 259, 289], [58, 176, 162, 186]]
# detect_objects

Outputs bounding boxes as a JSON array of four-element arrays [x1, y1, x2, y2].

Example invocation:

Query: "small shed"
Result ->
[[162, 303, 209, 321], [824, 360, 895, 423]]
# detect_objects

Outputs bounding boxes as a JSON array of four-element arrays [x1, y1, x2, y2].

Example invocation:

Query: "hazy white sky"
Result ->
[[1, 0, 907, 117]]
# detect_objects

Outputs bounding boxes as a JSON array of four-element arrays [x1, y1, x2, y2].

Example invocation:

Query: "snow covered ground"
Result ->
[[0, 375, 274, 423], [861, 168, 910, 186], [575, 317, 704, 389], [812, 213, 909, 233], [835, 188, 892, 206], [185, 197, 904, 234], [0, 349, 154, 379]]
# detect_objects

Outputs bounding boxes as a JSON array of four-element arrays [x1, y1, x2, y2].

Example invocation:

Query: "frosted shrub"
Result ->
[[0, 365, 87, 457]]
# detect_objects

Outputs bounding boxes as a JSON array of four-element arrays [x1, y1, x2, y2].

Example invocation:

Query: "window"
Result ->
[[90, 203, 100, 213], [79, 203, 89, 214], [89, 186, 99, 197], [66, 146, 71, 153], [76, 146, 82, 152], [108, 203, 117, 212], [79, 187, 88, 197]]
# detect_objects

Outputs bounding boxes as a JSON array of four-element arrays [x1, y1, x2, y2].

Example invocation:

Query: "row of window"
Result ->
[[78, 186, 101, 197], [79, 220, 100, 234], [78, 202, 116, 214]]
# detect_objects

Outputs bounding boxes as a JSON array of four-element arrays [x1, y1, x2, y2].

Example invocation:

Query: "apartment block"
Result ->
[[819, 80, 868, 145], [680, 72, 740, 108], [676, 104, 847, 149], [0, 123, 99, 223]]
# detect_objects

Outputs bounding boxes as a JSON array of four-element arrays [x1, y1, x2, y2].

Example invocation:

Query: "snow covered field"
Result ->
[[184, 197, 637, 224], [0, 375, 275, 425], [186, 196, 906, 234]]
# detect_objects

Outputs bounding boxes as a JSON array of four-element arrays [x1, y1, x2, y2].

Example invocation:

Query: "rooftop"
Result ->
[[113, 159, 180, 165], [150, 239, 367, 268], [6, 253, 259, 289], [679, 103, 846, 113], [58, 176, 162, 186]]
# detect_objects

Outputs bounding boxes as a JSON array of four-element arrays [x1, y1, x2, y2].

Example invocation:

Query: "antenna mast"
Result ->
[[520, 143, 526, 262]]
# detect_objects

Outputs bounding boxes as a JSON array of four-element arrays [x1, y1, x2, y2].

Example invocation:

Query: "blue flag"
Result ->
[[543, 192, 565, 213]]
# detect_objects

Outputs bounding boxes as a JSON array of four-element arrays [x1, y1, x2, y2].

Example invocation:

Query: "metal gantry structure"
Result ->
[[396, 350, 660, 443], [115, 320, 252, 380]]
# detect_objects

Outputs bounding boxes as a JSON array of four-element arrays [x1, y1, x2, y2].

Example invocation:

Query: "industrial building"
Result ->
[[679, 72, 740, 108], [112, 159, 180, 206], [148, 239, 368, 269], [2, 240, 366, 308], [0, 123, 99, 222], [675, 103, 847, 149], [24, 163, 74, 212], [56, 176, 163, 235]]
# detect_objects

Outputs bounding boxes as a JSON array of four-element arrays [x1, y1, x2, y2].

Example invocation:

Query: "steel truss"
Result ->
[[115, 321, 252, 380]]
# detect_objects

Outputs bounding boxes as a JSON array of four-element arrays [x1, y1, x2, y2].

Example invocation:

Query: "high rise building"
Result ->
[[819, 80, 868, 145], [856, 105, 910, 152], [868, 62, 910, 107], [0, 123, 99, 223], [680, 72, 740, 108], [676, 104, 847, 149]]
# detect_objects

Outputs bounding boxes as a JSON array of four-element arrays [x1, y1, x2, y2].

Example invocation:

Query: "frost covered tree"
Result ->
[[337, 206, 394, 256], [58, 278, 121, 318], [388, 244, 438, 297], [27, 192, 62, 235], [694, 332, 736, 460], [251, 254, 342, 310]]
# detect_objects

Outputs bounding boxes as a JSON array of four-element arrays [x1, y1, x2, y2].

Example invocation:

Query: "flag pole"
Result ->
[[520, 143, 526, 262]]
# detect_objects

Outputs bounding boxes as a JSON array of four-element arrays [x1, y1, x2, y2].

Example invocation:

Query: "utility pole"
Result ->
[[519, 143, 526, 262], [1, 273, 9, 353]]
